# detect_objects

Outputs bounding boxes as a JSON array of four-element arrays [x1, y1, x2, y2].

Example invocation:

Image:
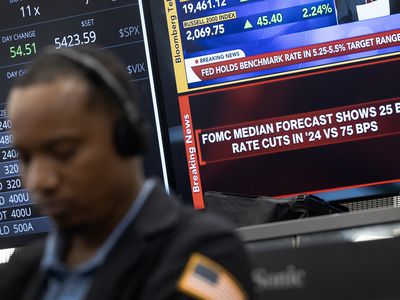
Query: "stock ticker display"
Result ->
[[0, 0, 156, 247], [164, 0, 400, 91], [147, 0, 400, 208]]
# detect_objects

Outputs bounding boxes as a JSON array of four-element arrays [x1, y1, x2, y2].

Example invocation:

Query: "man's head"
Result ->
[[13, 47, 149, 156], [7, 47, 147, 234]]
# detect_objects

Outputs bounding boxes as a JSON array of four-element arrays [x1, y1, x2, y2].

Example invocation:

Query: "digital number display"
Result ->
[[54, 31, 97, 49], [9, 42, 37, 59], [0, 0, 162, 248], [185, 24, 225, 41], [182, 0, 227, 14]]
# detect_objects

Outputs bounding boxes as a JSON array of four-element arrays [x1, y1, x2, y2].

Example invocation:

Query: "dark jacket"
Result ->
[[0, 182, 254, 299]]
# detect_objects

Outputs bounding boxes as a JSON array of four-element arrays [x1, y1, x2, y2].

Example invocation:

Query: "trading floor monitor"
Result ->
[[139, 0, 400, 210]]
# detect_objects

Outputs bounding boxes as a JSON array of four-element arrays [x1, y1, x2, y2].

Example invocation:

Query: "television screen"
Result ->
[[140, 0, 400, 209], [0, 0, 162, 249]]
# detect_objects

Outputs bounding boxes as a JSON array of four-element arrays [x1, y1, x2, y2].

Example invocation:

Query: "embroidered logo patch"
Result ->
[[177, 253, 247, 300]]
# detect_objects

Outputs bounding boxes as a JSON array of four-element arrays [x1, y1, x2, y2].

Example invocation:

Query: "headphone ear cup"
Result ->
[[114, 117, 148, 157]]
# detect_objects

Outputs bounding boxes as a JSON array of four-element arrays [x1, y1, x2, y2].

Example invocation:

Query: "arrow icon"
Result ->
[[244, 20, 253, 29]]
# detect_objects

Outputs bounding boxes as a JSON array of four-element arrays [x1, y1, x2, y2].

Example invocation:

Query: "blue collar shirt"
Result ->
[[40, 179, 156, 300]]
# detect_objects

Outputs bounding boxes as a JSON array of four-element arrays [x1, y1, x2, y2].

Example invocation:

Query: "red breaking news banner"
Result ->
[[179, 95, 205, 209], [196, 98, 400, 165], [191, 29, 400, 80]]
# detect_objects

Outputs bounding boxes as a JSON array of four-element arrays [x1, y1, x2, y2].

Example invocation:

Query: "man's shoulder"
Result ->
[[123, 182, 254, 299], [145, 181, 242, 247], [169, 206, 246, 261], [140, 204, 254, 299], [180, 205, 237, 236], [136, 180, 237, 239]]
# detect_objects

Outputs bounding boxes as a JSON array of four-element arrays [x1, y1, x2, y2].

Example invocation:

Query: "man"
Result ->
[[336, 0, 400, 24], [0, 47, 253, 300]]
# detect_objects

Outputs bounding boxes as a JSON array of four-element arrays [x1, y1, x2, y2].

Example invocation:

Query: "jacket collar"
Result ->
[[84, 179, 183, 300]]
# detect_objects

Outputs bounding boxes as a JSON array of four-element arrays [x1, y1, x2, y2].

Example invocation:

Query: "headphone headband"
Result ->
[[44, 47, 141, 129], [41, 46, 148, 156]]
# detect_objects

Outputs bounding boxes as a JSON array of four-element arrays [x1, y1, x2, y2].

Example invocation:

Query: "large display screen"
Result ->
[[141, 0, 400, 209], [0, 0, 162, 249]]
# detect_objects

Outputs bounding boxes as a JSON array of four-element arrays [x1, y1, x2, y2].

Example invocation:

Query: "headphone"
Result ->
[[43, 47, 149, 157]]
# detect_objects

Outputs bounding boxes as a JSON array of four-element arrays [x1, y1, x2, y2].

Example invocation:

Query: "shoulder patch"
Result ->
[[177, 252, 247, 300]]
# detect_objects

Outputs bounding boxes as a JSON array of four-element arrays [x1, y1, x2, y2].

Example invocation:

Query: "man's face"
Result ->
[[7, 78, 131, 232]]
